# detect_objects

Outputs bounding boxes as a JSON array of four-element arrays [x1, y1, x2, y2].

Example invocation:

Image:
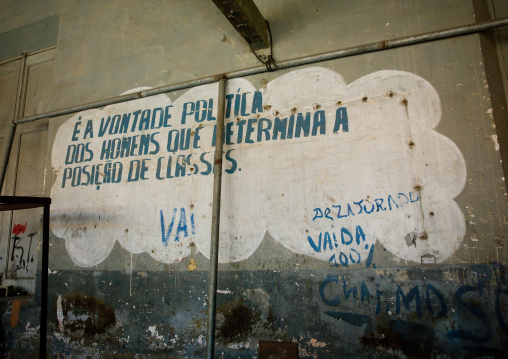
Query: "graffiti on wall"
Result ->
[[319, 263, 508, 357], [9, 222, 37, 275], [50, 67, 466, 267]]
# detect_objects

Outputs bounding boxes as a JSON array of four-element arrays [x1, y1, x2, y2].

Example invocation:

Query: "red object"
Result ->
[[12, 222, 27, 235]]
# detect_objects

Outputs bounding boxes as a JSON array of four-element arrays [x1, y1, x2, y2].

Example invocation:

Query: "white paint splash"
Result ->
[[56, 295, 64, 331], [51, 68, 466, 266], [197, 335, 205, 346], [147, 325, 164, 341], [67, 311, 90, 322], [217, 289, 232, 294], [309, 338, 326, 347], [19, 322, 39, 340], [492, 134, 500, 151]]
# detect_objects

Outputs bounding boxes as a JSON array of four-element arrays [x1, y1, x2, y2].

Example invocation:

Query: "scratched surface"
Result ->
[[1, 265, 507, 358]]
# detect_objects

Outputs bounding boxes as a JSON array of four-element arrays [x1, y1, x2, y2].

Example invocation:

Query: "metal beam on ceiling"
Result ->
[[212, 0, 269, 50]]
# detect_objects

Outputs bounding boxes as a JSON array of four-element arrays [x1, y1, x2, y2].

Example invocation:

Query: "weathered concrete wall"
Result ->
[[0, 0, 507, 358]]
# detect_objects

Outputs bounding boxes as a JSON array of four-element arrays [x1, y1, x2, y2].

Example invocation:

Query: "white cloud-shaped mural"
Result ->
[[50, 67, 466, 267]]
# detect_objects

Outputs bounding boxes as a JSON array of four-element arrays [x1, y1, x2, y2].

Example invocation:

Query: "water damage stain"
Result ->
[[59, 293, 116, 336], [216, 298, 260, 341], [360, 314, 434, 358]]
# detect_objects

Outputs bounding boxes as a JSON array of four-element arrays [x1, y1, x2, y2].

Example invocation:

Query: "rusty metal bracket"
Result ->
[[250, 21, 278, 71]]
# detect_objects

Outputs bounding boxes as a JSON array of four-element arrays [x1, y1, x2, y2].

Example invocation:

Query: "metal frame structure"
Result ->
[[205, 76, 227, 358], [9, 16, 508, 127], [1, 16, 508, 359], [0, 196, 51, 359]]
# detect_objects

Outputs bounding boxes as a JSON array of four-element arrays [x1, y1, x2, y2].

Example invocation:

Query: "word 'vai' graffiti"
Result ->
[[320, 263, 508, 357], [160, 208, 196, 244], [10, 222, 37, 273]]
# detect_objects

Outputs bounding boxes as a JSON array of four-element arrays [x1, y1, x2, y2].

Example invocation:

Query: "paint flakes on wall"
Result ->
[[56, 293, 116, 336], [18, 322, 39, 340], [57, 295, 64, 331], [492, 134, 500, 151], [217, 289, 232, 294], [146, 325, 168, 350], [147, 325, 164, 341], [309, 338, 326, 347]]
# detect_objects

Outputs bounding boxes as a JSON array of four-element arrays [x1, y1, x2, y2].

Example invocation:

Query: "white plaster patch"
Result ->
[[228, 341, 250, 349], [56, 295, 64, 331], [52, 332, 101, 358], [486, 108, 493, 119], [18, 322, 39, 340], [51, 68, 466, 266], [197, 334, 205, 346], [217, 289, 232, 294], [147, 325, 164, 341], [492, 134, 500, 151], [53, 332, 70, 345], [169, 334, 179, 344], [67, 311, 90, 322], [146, 325, 168, 350]]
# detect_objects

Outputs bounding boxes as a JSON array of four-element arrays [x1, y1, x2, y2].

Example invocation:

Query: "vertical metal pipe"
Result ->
[[40, 201, 50, 359], [0, 53, 26, 192], [0, 124, 17, 192], [206, 75, 227, 359]]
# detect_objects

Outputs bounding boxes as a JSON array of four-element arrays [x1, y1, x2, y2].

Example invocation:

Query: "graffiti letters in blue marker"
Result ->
[[312, 190, 420, 222], [308, 224, 375, 268], [160, 208, 196, 245]]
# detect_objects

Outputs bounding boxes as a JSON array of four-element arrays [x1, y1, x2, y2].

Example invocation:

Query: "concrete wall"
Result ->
[[0, 0, 507, 358]]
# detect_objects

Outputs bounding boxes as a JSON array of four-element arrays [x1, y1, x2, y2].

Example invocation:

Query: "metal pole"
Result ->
[[206, 76, 227, 359], [0, 52, 27, 191], [39, 201, 51, 359], [0, 124, 17, 192], [13, 16, 508, 127], [15, 76, 220, 125]]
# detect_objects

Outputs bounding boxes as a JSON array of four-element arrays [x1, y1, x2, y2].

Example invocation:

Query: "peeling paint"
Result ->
[[492, 134, 500, 151], [57, 295, 64, 331], [309, 338, 326, 347]]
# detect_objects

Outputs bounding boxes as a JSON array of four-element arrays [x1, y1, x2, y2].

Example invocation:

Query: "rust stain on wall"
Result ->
[[58, 293, 116, 336], [10, 300, 21, 328], [216, 298, 259, 341]]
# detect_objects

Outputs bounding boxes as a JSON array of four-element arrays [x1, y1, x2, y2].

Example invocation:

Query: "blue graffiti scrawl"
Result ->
[[319, 263, 508, 357], [312, 190, 420, 222], [160, 208, 196, 245], [309, 189, 422, 268], [307, 225, 375, 268]]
